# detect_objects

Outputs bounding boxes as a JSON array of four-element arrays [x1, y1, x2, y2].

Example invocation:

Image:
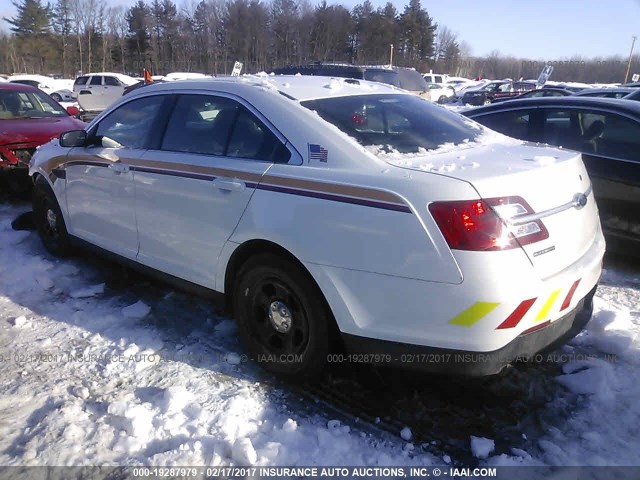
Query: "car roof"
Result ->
[[575, 87, 635, 95], [464, 96, 640, 116], [0, 82, 39, 92], [132, 74, 405, 102], [533, 87, 573, 93]]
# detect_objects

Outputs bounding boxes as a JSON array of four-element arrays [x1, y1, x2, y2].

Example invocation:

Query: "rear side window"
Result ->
[[539, 108, 640, 161], [94, 95, 165, 149], [74, 76, 88, 86], [161, 95, 238, 156], [161, 94, 290, 162], [12, 80, 39, 88], [89, 76, 102, 86], [364, 70, 401, 87], [302, 94, 481, 153], [104, 76, 120, 86], [473, 110, 535, 141], [395, 69, 428, 92]]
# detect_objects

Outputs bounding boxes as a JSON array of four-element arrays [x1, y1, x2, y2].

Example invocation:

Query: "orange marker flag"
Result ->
[[143, 68, 153, 84]]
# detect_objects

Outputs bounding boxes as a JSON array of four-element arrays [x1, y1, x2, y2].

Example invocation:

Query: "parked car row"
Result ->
[[24, 75, 604, 381], [271, 63, 433, 99]]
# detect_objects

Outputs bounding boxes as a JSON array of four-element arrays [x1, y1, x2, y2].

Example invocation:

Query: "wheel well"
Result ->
[[223, 239, 344, 350]]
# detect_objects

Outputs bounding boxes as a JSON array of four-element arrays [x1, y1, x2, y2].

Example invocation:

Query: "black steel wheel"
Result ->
[[233, 253, 330, 380], [32, 177, 72, 257]]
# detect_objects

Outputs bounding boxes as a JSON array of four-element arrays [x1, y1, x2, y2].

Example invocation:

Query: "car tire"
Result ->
[[233, 253, 330, 381], [32, 177, 72, 257], [437, 95, 448, 104], [50, 93, 63, 102]]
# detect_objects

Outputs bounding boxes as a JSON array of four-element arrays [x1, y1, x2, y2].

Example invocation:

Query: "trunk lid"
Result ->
[[385, 134, 599, 278]]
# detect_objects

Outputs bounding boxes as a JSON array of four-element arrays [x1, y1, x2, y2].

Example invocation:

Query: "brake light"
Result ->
[[428, 196, 549, 251]]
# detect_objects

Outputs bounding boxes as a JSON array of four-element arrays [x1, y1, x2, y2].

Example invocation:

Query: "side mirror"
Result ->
[[66, 106, 80, 117], [59, 130, 87, 148]]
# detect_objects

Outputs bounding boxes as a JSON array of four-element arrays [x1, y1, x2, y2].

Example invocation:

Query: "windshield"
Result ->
[[0, 90, 68, 119], [301, 94, 482, 153]]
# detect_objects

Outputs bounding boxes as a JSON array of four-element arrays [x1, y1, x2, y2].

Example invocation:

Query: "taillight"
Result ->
[[428, 196, 549, 251]]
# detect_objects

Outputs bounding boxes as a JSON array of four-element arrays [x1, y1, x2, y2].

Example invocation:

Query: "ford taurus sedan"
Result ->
[[29, 76, 604, 379]]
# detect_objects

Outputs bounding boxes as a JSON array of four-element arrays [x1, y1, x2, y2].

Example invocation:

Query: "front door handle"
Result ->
[[108, 163, 129, 174], [213, 178, 245, 192]]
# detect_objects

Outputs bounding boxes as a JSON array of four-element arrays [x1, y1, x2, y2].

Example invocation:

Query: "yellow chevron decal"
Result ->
[[448, 302, 500, 327], [535, 289, 562, 322]]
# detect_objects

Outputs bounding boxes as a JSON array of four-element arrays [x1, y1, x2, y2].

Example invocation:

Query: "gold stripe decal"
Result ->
[[448, 302, 500, 327], [53, 156, 408, 209], [535, 289, 562, 322]]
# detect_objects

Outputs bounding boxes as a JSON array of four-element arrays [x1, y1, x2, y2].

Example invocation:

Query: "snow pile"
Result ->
[[0, 203, 434, 467], [122, 300, 151, 318], [470, 436, 495, 459]]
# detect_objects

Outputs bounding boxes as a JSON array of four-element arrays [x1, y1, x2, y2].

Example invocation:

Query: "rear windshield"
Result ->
[[0, 89, 68, 119], [364, 70, 401, 87], [301, 94, 481, 153]]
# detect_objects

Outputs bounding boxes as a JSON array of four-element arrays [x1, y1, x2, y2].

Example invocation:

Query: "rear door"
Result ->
[[77, 75, 104, 111], [133, 93, 292, 289]]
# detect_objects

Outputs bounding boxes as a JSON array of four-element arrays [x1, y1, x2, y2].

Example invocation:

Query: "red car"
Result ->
[[1, 83, 85, 171]]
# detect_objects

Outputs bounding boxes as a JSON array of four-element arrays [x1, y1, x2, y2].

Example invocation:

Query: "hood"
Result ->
[[0, 116, 85, 146]]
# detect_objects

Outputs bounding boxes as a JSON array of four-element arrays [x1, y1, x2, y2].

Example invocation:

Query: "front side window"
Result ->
[[161, 94, 290, 162], [540, 108, 640, 161], [302, 94, 482, 153], [94, 95, 165, 149], [593, 112, 640, 161]]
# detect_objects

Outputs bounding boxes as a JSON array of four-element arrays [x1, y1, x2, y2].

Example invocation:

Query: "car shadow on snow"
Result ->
[[1, 202, 585, 466]]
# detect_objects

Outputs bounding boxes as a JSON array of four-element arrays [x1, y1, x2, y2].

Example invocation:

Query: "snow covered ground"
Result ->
[[0, 199, 639, 467]]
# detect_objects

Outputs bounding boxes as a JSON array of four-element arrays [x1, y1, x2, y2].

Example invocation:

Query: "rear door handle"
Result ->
[[108, 163, 129, 174]]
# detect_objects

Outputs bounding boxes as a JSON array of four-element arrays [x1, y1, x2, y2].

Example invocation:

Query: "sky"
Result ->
[[1, 0, 638, 59]]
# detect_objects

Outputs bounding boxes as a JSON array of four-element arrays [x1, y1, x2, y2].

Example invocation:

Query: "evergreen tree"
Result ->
[[4, 0, 51, 37], [126, 0, 151, 70]]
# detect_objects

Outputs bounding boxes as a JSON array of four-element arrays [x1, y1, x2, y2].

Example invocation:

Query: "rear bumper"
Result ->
[[341, 285, 596, 376]]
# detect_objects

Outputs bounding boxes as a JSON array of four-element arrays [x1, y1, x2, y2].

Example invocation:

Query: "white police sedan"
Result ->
[[29, 75, 605, 380]]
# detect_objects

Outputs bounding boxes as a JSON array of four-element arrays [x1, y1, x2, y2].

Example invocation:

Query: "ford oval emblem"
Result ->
[[573, 193, 588, 209]]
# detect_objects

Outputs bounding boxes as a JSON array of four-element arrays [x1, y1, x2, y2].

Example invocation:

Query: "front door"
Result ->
[[64, 94, 168, 258]]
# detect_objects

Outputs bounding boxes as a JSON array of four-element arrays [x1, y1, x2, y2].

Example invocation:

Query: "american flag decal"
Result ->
[[308, 143, 328, 162]]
